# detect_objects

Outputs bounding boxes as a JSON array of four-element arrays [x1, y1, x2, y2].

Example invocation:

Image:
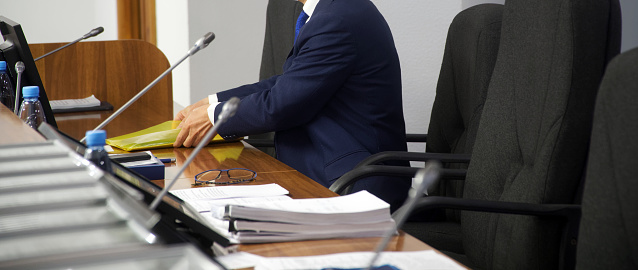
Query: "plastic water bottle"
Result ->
[[18, 86, 46, 129], [84, 130, 112, 173], [0, 61, 15, 111]]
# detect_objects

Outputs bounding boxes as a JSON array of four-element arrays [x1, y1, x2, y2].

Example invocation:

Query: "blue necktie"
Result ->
[[294, 11, 309, 44]]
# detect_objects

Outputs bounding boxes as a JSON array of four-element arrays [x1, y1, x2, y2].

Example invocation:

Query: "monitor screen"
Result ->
[[0, 16, 57, 128]]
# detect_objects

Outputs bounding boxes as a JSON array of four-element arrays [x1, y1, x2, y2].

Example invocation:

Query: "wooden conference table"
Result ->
[[0, 104, 445, 260]]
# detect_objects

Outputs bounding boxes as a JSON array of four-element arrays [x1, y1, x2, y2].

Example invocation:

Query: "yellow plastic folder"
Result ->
[[106, 121, 228, 151]]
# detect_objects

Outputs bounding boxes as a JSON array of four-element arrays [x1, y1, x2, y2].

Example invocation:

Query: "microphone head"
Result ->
[[217, 97, 240, 124], [202, 32, 215, 48], [83, 27, 104, 39], [190, 32, 216, 55], [15, 61, 25, 73], [412, 161, 441, 196]]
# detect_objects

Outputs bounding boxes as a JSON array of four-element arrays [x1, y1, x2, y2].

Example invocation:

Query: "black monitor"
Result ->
[[0, 16, 57, 128], [37, 123, 231, 248]]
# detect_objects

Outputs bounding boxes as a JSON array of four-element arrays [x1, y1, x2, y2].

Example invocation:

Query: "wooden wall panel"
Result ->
[[30, 40, 172, 138]]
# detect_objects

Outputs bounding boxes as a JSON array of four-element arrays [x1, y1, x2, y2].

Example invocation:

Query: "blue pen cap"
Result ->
[[85, 130, 107, 146], [0, 61, 6, 71], [22, 86, 40, 98]]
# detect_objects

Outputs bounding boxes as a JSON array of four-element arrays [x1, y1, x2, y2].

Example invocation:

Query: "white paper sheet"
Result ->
[[254, 250, 465, 270], [216, 252, 264, 270], [170, 183, 289, 202], [50, 95, 101, 109]]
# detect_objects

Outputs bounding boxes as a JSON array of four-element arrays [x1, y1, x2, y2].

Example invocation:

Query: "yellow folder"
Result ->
[[106, 121, 228, 151]]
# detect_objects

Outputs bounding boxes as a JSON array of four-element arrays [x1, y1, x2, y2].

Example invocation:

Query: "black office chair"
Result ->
[[575, 47, 638, 270], [413, 4, 503, 223], [332, 0, 621, 269], [244, 0, 303, 157], [332, 4, 503, 204]]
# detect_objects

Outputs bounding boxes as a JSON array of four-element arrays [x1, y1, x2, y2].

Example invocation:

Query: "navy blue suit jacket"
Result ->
[[215, 0, 409, 209]]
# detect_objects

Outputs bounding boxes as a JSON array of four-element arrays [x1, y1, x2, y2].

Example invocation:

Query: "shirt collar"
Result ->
[[303, 0, 320, 18]]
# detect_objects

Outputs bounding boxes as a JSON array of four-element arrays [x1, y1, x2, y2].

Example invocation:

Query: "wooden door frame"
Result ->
[[117, 0, 156, 46]]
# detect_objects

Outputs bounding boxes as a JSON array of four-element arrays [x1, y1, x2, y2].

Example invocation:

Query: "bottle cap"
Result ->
[[0, 61, 6, 71], [22, 86, 40, 98], [85, 130, 107, 146]]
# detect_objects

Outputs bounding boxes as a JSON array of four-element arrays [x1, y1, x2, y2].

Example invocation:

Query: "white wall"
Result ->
[[373, 1, 462, 155], [0, 0, 117, 43], [157, 0, 268, 110], [620, 0, 638, 52], [187, 1, 268, 104], [156, 0, 190, 108]]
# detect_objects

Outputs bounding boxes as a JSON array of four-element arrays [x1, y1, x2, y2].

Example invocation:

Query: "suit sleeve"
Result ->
[[216, 75, 279, 102], [215, 14, 357, 138]]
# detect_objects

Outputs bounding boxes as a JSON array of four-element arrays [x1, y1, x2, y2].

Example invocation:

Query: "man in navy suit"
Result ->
[[175, 0, 409, 210]]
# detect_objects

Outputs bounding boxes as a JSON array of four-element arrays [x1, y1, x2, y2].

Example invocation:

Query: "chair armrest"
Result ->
[[356, 151, 471, 168], [396, 196, 581, 270], [406, 133, 428, 142], [244, 134, 429, 149], [329, 165, 467, 195], [398, 196, 580, 220], [243, 138, 275, 147]]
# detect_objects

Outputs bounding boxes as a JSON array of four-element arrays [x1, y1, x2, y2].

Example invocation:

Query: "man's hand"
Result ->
[[174, 105, 213, 148], [175, 97, 209, 121]]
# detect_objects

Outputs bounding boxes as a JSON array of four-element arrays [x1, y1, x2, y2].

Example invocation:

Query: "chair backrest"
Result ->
[[426, 4, 503, 220], [427, 4, 502, 156], [259, 0, 303, 81], [576, 47, 638, 270], [461, 0, 621, 269]]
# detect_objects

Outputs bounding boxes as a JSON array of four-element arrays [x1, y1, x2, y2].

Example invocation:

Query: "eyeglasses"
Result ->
[[193, 168, 257, 185]]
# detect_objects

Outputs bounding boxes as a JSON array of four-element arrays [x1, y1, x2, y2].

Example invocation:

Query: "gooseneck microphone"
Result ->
[[365, 161, 441, 270], [34, 27, 104, 61], [149, 97, 240, 210], [81, 32, 216, 143], [13, 61, 24, 114]]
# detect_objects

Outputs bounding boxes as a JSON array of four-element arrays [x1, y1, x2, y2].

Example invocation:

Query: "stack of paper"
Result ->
[[49, 95, 101, 110], [170, 185, 394, 244]]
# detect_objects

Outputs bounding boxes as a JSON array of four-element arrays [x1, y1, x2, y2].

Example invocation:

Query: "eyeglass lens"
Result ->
[[197, 169, 255, 182]]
